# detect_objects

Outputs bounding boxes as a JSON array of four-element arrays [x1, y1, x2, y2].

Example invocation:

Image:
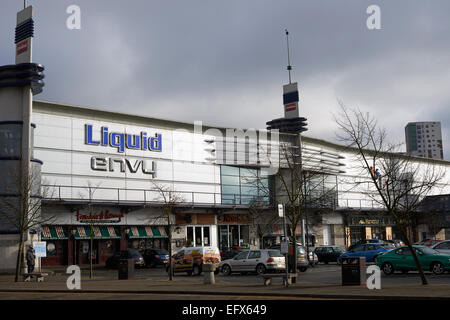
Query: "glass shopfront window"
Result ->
[[218, 225, 250, 250], [195, 227, 202, 246], [186, 226, 212, 247]]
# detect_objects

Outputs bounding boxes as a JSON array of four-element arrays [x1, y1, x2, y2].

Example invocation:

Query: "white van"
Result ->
[[167, 246, 221, 276]]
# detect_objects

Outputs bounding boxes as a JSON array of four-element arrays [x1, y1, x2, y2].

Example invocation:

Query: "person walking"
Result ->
[[369, 166, 375, 178], [26, 246, 36, 274], [375, 169, 382, 187]]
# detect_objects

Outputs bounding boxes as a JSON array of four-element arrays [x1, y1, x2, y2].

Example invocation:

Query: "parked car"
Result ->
[[376, 245, 450, 275], [269, 244, 310, 272], [384, 240, 404, 248], [167, 246, 221, 276], [348, 239, 385, 251], [142, 248, 169, 268], [431, 240, 450, 254], [314, 245, 345, 264], [219, 249, 285, 275], [338, 243, 391, 263], [221, 247, 247, 261], [105, 249, 146, 269], [414, 239, 443, 247]]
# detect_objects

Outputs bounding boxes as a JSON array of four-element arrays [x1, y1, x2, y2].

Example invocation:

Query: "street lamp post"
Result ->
[[71, 228, 77, 265]]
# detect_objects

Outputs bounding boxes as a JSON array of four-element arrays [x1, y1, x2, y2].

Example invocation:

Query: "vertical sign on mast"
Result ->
[[15, 5, 34, 64]]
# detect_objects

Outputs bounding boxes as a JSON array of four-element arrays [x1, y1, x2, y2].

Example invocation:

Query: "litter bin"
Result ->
[[341, 256, 366, 286], [118, 252, 134, 280]]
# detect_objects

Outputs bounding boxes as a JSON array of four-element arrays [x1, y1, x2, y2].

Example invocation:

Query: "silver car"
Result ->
[[431, 240, 450, 254], [219, 249, 285, 275]]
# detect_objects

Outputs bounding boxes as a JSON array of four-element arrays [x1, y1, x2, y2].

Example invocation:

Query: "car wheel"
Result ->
[[299, 267, 307, 272], [193, 265, 201, 276], [221, 264, 231, 276], [382, 262, 394, 275], [431, 262, 445, 275], [256, 264, 266, 275]]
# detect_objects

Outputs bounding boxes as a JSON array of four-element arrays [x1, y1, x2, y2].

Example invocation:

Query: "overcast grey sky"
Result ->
[[1, 1, 449, 158]]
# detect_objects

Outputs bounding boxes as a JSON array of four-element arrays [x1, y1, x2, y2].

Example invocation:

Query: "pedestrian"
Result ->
[[26, 246, 36, 274], [369, 166, 375, 178], [375, 169, 381, 186]]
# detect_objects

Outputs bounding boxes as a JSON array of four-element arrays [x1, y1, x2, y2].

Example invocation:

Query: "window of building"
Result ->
[[186, 226, 211, 247], [221, 165, 270, 205]]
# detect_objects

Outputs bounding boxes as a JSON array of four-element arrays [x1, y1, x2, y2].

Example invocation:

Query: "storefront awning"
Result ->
[[41, 226, 68, 240], [74, 226, 121, 240], [128, 226, 169, 239]]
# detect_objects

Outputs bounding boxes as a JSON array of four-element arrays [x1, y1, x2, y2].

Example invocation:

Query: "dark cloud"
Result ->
[[0, 0, 449, 158]]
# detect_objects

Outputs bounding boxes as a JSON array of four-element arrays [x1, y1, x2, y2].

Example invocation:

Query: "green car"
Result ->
[[376, 245, 450, 275]]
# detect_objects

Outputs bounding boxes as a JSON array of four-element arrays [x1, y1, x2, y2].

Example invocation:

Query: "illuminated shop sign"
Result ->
[[85, 124, 162, 153], [91, 156, 157, 177], [76, 209, 124, 223]]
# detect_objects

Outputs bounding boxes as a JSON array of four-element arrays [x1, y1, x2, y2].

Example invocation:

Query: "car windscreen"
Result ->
[[154, 249, 169, 255], [297, 247, 306, 254], [128, 249, 141, 257], [268, 250, 284, 257], [419, 247, 439, 255]]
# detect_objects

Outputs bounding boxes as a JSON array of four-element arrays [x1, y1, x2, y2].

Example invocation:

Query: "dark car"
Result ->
[[314, 245, 344, 264], [105, 249, 146, 269], [142, 248, 169, 268]]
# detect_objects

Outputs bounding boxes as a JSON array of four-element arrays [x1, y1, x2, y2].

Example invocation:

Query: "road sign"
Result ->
[[33, 241, 46, 258], [278, 204, 284, 217], [281, 240, 289, 254]]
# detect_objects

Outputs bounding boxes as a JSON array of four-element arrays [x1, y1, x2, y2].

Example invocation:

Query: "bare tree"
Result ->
[[76, 181, 103, 279], [255, 135, 339, 276], [150, 181, 185, 281], [334, 102, 445, 285], [247, 198, 279, 249], [0, 167, 55, 282]]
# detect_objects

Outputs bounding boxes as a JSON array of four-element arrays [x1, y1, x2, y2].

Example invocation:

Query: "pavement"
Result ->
[[0, 265, 449, 299]]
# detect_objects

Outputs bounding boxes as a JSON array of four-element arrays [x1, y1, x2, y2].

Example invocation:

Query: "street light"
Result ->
[[71, 228, 77, 265]]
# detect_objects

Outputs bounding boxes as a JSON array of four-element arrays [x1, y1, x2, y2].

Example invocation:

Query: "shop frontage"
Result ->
[[40, 205, 169, 266], [344, 214, 394, 248]]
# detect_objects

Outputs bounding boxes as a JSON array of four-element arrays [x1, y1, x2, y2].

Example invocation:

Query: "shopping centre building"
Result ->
[[1, 98, 449, 270], [1, 5, 450, 272]]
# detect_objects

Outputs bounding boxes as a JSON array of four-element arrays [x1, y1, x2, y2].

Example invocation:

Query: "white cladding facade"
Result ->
[[33, 106, 222, 204]]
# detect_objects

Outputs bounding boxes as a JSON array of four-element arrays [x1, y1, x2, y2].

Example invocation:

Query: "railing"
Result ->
[[42, 185, 383, 210], [41, 185, 270, 207]]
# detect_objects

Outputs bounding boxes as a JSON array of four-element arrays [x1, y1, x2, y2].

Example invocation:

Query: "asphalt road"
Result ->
[[104, 263, 450, 286]]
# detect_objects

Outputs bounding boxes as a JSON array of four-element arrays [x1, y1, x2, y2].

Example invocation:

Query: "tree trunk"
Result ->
[[400, 226, 428, 285], [14, 232, 25, 282], [90, 234, 93, 279], [168, 209, 173, 281]]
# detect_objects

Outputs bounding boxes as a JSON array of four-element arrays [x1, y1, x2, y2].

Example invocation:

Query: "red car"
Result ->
[[414, 239, 443, 247]]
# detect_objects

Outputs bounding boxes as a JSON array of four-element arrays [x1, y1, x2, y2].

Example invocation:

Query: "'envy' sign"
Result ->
[[85, 124, 162, 153]]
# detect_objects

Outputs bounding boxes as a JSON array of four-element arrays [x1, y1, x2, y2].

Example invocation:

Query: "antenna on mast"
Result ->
[[285, 29, 292, 84]]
